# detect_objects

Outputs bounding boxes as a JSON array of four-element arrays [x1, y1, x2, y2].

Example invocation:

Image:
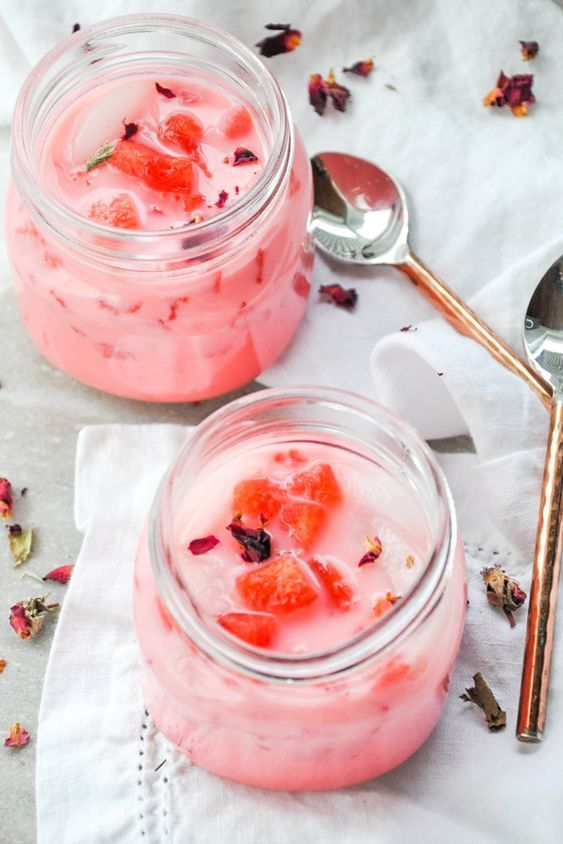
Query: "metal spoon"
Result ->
[[310, 151, 551, 409], [517, 257, 563, 741]]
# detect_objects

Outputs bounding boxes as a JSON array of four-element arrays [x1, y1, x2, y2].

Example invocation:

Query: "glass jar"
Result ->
[[134, 387, 466, 790], [7, 15, 313, 401]]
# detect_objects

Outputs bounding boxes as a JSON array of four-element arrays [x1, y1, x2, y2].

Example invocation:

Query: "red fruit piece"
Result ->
[[288, 462, 342, 506], [218, 611, 277, 647], [159, 113, 204, 154], [89, 194, 140, 229], [236, 554, 318, 614], [219, 105, 254, 139], [111, 140, 196, 195], [279, 500, 325, 549], [233, 478, 284, 519], [309, 558, 353, 610]]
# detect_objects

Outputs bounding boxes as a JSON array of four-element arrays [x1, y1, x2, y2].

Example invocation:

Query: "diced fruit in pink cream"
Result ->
[[236, 554, 318, 614]]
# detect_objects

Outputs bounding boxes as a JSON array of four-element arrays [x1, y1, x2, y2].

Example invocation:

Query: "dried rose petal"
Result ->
[[343, 58, 374, 77], [227, 520, 271, 563], [319, 283, 358, 310], [359, 535, 383, 566], [42, 564, 74, 584], [216, 190, 229, 209], [155, 82, 176, 99], [7, 525, 33, 567], [188, 536, 220, 556], [325, 68, 351, 112], [4, 723, 31, 748], [0, 659, 6, 673], [122, 121, 139, 141], [520, 40, 539, 61], [308, 74, 328, 116], [0, 478, 13, 518], [256, 24, 301, 58], [72, 23, 81, 33], [482, 566, 527, 627], [9, 596, 59, 640], [483, 71, 535, 116], [233, 147, 259, 166], [400, 325, 417, 332]]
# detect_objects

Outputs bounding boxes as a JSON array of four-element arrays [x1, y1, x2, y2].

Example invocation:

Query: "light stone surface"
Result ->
[[0, 281, 260, 843]]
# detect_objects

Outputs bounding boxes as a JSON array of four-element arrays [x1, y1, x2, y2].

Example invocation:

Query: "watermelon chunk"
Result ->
[[279, 500, 326, 549], [217, 611, 277, 647], [159, 113, 204, 154], [309, 558, 353, 610], [219, 105, 254, 139], [88, 193, 139, 229], [236, 554, 318, 614], [288, 462, 342, 506], [111, 140, 196, 194], [233, 478, 284, 520]]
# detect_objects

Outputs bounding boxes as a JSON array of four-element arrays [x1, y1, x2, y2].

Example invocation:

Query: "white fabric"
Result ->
[[0, 0, 558, 840]]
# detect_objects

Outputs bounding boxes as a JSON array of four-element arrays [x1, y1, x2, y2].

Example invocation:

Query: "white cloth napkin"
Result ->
[[36, 425, 563, 844], [0, 0, 560, 839]]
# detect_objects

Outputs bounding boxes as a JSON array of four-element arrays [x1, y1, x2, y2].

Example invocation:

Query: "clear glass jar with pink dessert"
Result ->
[[134, 387, 467, 791], [7, 15, 313, 401]]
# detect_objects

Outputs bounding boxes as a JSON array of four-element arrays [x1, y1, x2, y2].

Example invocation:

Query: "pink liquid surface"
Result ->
[[7, 71, 313, 401], [134, 442, 466, 790]]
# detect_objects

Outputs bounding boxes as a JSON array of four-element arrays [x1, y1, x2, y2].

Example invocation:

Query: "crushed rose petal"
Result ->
[[155, 82, 176, 99], [359, 535, 383, 566], [256, 24, 302, 58], [308, 73, 328, 116], [400, 325, 417, 332], [319, 283, 358, 310], [188, 535, 220, 556], [7, 525, 33, 567], [227, 519, 271, 563], [483, 71, 535, 116], [9, 595, 59, 640], [343, 58, 375, 77], [0, 478, 13, 518], [72, 23, 81, 33], [122, 121, 139, 141], [42, 564, 74, 584], [520, 40, 539, 61], [4, 723, 31, 748], [233, 147, 259, 166], [216, 190, 229, 209], [481, 566, 527, 627]]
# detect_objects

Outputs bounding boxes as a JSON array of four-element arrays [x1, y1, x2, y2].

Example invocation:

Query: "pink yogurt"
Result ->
[[8, 22, 313, 401], [134, 390, 466, 791]]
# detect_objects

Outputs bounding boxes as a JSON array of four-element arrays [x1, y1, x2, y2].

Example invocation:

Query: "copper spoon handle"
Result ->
[[398, 252, 552, 409], [517, 401, 563, 741]]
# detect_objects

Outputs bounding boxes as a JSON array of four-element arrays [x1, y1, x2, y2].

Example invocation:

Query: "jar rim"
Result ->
[[11, 13, 292, 263], [149, 386, 458, 682]]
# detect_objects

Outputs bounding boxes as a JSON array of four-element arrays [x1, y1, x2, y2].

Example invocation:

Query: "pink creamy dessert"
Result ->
[[8, 18, 313, 401], [134, 393, 466, 791]]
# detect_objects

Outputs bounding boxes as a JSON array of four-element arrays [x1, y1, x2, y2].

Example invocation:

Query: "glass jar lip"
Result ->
[[149, 386, 458, 682], [11, 13, 291, 256]]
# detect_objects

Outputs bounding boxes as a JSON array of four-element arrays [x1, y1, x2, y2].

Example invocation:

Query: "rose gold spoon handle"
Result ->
[[399, 253, 551, 410], [518, 262, 563, 741]]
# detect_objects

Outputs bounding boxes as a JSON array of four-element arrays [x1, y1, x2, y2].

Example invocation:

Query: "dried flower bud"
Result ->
[[308, 74, 328, 116], [325, 68, 351, 112], [319, 283, 358, 310], [483, 71, 535, 116], [481, 566, 527, 627], [256, 24, 301, 58], [227, 520, 271, 563], [9, 595, 59, 640], [343, 58, 374, 77], [520, 40, 539, 61], [358, 535, 383, 566], [0, 478, 13, 518], [4, 723, 31, 748], [461, 672, 506, 731]]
